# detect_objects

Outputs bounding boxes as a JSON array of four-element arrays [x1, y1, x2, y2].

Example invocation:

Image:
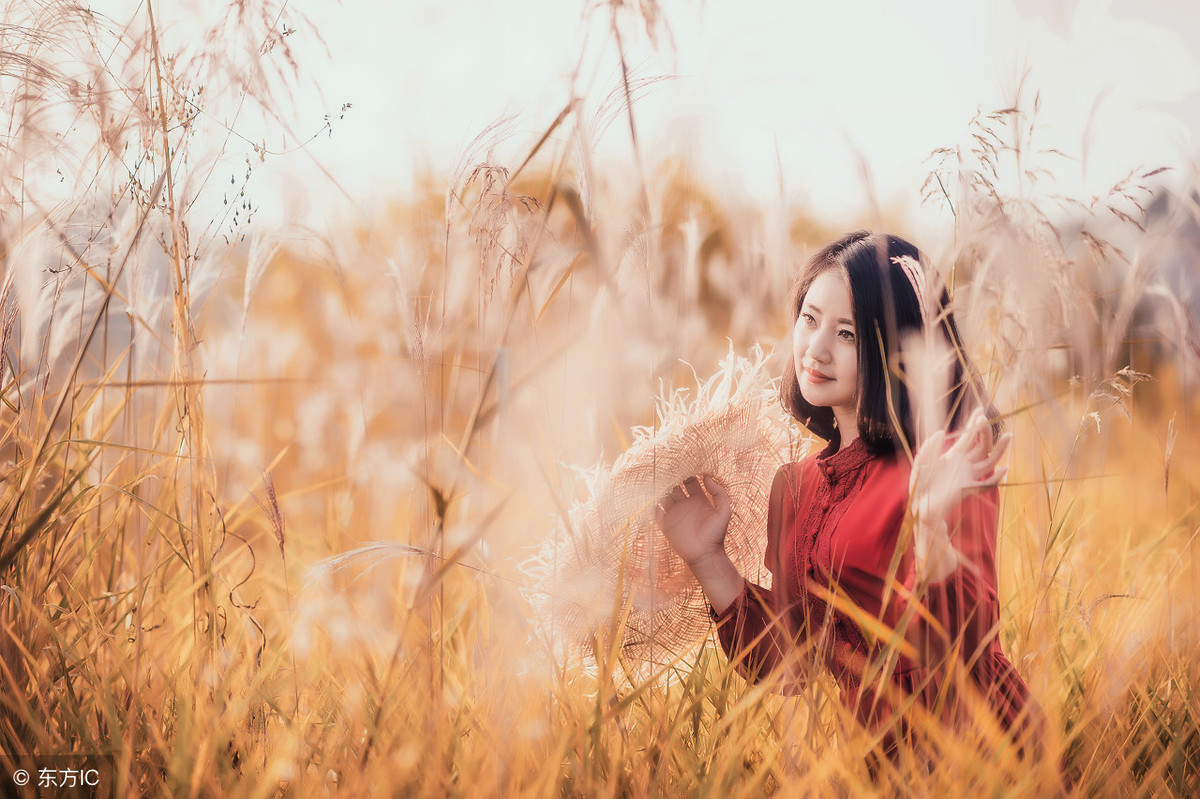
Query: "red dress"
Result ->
[[713, 435, 1036, 741]]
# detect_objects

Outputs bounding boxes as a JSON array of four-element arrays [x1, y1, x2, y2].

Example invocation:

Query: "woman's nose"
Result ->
[[807, 328, 832, 362]]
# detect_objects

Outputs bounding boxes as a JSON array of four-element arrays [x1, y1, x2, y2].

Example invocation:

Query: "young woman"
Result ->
[[656, 231, 1036, 751]]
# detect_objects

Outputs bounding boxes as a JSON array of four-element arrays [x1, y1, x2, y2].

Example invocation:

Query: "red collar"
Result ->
[[814, 435, 874, 480]]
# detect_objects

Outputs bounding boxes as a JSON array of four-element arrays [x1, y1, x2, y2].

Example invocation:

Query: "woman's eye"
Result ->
[[838, 329, 855, 342], [800, 313, 816, 327]]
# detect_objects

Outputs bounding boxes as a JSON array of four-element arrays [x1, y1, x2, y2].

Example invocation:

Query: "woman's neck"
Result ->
[[833, 409, 858, 452], [835, 431, 860, 454]]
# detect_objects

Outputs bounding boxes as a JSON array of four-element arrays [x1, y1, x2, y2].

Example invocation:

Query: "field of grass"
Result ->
[[1, 1, 1199, 796]]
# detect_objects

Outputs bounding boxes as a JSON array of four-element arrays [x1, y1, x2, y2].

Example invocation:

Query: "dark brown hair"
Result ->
[[780, 230, 999, 452]]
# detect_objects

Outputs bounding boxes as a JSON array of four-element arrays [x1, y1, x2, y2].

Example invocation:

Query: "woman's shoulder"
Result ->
[[858, 450, 912, 499], [863, 447, 911, 478], [777, 444, 828, 476], [771, 460, 806, 487]]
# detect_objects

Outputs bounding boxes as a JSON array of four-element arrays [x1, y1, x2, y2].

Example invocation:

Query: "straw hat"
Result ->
[[536, 346, 811, 674]]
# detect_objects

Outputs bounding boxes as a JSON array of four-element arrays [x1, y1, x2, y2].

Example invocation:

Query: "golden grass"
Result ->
[[2, 1, 1199, 796]]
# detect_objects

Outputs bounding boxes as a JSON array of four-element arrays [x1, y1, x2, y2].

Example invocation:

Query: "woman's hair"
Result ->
[[780, 230, 999, 452]]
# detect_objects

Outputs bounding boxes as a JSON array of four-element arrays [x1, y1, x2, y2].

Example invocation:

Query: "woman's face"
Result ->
[[793, 269, 858, 421]]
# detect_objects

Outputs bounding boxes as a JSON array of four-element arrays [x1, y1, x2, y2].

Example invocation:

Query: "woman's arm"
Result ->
[[659, 467, 808, 690], [905, 489, 1003, 669], [909, 408, 1010, 583], [655, 474, 743, 613], [684, 548, 744, 615], [902, 407, 1011, 671]]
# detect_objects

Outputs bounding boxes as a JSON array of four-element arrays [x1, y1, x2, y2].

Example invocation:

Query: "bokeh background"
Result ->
[[1, 0, 1199, 795]]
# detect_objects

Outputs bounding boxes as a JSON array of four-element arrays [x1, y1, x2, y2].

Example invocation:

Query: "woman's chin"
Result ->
[[799, 387, 830, 407]]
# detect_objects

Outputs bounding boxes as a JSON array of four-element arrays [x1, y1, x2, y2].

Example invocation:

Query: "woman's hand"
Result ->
[[655, 475, 732, 567], [910, 408, 1010, 522], [909, 408, 1010, 581]]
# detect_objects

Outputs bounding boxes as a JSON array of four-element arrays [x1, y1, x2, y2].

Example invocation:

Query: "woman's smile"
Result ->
[[803, 366, 832, 383], [792, 269, 858, 432]]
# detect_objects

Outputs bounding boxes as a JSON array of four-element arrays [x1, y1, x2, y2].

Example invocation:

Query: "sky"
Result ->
[[132, 0, 1200, 235]]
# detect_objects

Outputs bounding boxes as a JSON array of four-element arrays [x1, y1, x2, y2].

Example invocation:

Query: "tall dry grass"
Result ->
[[1, 1, 1199, 796]]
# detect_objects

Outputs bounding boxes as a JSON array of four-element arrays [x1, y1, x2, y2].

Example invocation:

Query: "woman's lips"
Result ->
[[804, 367, 831, 383]]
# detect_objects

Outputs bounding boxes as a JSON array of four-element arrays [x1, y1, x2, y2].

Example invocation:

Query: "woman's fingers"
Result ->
[[686, 474, 722, 509], [678, 476, 702, 507], [703, 476, 730, 512], [919, 429, 947, 461], [964, 465, 1008, 492], [947, 414, 986, 461], [955, 412, 1002, 461], [660, 475, 721, 515], [974, 431, 1012, 475], [970, 431, 1010, 478], [703, 475, 727, 499], [963, 409, 992, 456]]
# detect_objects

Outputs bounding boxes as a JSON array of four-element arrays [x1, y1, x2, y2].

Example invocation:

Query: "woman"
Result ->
[[656, 231, 1036, 752]]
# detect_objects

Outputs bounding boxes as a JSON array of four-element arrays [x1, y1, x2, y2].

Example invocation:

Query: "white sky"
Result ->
[[136, 0, 1200, 233]]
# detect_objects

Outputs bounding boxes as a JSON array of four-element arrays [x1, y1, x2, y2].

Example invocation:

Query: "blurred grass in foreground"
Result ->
[[2, 0, 1199, 796]]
